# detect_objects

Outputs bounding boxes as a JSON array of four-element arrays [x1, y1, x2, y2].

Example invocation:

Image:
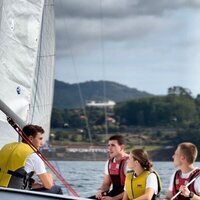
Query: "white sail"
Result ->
[[0, 1, 85, 199], [0, 0, 55, 147]]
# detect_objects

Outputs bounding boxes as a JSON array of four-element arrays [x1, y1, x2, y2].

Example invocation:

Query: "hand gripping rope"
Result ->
[[171, 177, 197, 200]]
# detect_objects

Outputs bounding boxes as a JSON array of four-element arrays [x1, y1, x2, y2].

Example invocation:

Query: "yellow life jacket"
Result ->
[[125, 170, 162, 200], [125, 170, 150, 199], [0, 142, 33, 187]]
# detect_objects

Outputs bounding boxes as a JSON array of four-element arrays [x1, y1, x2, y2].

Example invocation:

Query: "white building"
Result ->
[[86, 100, 116, 109]]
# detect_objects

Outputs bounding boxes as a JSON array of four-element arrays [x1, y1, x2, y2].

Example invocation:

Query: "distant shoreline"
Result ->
[[42, 146, 178, 161]]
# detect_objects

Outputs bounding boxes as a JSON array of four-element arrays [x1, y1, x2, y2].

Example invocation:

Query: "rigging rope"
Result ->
[[7, 117, 79, 197], [58, 0, 93, 146], [99, 0, 108, 138]]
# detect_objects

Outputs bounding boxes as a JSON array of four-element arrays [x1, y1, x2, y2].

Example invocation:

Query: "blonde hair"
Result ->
[[178, 142, 198, 164]]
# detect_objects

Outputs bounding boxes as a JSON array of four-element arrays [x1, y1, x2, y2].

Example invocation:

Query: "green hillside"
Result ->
[[53, 80, 153, 108]]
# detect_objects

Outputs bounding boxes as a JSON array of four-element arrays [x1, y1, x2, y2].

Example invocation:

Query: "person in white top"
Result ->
[[123, 149, 161, 200], [22, 124, 62, 194], [165, 142, 200, 200], [94, 135, 129, 200], [0, 124, 62, 194]]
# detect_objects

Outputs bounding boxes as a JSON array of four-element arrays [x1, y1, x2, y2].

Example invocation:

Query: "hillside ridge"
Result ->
[[53, 80, 153, 108]]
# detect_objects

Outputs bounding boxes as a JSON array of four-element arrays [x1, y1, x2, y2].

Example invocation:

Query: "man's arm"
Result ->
[[165, 191, 173, 200], [102, 192, 124, 200], [122, 191, 128, 200], [96, 174, 112, 199], [25, 153, 54, 190], [101, 191, 124, 200], [38, 173, 53, 189], [178, 185, 200, 200], [109, 191, 124, 200], [165, 171, 176, 200], [100, 175, 125, 200]]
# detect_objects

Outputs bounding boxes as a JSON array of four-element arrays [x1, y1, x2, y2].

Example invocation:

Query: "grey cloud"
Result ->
[[55, 0, 200, 19], [128, 0, 200, 16], [54, 0, 200, 57]]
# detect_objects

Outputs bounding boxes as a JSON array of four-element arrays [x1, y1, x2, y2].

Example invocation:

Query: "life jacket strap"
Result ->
[[7, 170, 25, 178]]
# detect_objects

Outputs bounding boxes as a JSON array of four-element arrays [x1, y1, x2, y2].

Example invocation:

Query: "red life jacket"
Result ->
[[172, 168, 200, 200], [107, 156, 128, 196]]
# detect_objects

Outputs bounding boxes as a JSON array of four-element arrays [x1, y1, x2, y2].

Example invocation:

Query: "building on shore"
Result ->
[[86, 100, 116, 109]]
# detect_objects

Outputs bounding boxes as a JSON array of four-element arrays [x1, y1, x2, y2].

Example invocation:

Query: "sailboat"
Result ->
[[0, 0, 88, 199]]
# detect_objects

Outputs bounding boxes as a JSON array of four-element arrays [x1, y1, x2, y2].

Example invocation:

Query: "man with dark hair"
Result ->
[[165, 142, 200, 200], [95, 135, 129, 200], [0, 124, 62, 194]]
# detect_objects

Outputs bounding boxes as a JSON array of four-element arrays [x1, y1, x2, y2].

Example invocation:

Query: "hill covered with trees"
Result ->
[[51, 86, 200, 157], [53, 80, 153, 109]]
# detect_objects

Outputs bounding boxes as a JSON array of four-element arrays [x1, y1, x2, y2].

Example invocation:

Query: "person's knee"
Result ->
[[50, 185, 63, 194]]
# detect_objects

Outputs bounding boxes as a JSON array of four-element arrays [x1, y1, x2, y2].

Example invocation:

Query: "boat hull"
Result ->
[[0, 187, 89, 200]]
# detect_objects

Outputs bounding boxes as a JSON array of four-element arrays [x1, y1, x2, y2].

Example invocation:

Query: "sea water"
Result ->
[[52, 161, 200, 198]]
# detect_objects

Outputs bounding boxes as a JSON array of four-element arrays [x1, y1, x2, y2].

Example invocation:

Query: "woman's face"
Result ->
[[127, 153, 138, 169]]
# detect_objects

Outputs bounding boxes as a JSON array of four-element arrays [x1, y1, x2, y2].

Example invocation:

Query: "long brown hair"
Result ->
[[131, 149, 153, 170]]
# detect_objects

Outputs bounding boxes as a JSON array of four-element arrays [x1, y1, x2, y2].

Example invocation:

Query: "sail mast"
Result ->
[[28, 0, 55, 142]]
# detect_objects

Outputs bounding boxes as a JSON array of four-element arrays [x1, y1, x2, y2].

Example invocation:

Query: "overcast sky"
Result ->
[[54, 0, 200, 96]]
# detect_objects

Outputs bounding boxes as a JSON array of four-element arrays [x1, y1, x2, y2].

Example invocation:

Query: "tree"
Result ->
[[167, 86, 192, 98], [114, 95, 198, 127], [51, 108, 64, 127]]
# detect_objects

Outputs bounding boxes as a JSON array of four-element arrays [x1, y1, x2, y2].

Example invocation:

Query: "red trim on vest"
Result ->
[[108, 156, 128, 186], [172, 168, 200, 199]]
